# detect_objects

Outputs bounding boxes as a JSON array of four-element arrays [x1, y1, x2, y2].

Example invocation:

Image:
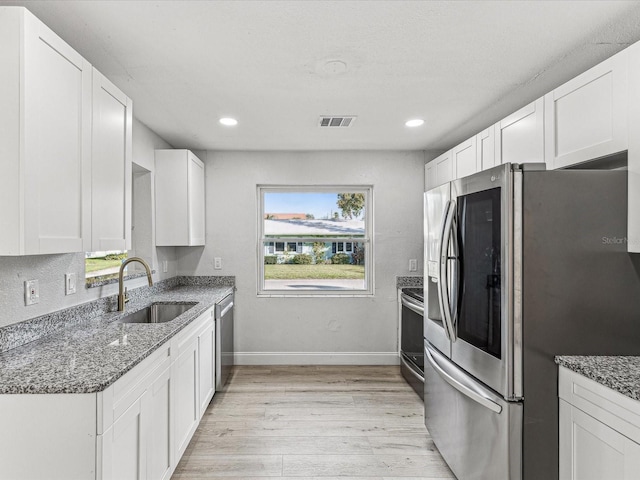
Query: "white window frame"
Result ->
[[257, 185, 374, 297]]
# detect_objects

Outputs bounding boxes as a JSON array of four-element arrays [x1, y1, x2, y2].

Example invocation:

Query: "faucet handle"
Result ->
[[124, 287, 129, 304]]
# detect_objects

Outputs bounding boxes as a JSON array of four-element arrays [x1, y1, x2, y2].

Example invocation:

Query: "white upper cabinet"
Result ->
[[545, 50, 628, 170], [155, 150, 206, 246], [0, 7, 91, 255], [91, 69, 133, 252], [476, 125, 496, 171], [629, 43, 640, 254], [452, 136, 479, 179], [495, 98, 545, 165], [425, 150, 453, 190]]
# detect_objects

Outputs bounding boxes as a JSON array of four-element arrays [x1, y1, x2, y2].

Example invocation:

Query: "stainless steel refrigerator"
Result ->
[[423, 162, 640, 480]]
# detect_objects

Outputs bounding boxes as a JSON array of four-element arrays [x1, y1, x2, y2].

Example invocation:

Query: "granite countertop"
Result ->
[[0, 285, 233, 395], [555, 355, 640, 401]]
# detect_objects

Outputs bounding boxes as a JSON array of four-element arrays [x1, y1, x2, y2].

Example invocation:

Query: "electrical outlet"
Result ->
[[409, 259, 417, 272], [24, 280, 39, 306], [214, 257, 222, 270], [162, 260, 168, 273], [65, 273, 77, 295]]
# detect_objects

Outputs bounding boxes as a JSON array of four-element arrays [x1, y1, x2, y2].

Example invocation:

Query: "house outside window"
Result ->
[[258, 186, 373, 295]]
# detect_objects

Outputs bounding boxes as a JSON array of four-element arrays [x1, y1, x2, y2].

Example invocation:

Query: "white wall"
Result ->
[[0, 118, 176, 328], [176, 150, 425, 364]]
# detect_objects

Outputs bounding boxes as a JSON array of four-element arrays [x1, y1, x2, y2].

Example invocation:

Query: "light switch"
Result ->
[[24, 280, 39, 306], [409, 259, 417, 272], [65, 273, 76, 295]]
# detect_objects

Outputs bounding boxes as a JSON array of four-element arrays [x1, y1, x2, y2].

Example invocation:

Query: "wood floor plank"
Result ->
[[172, 365, 455, 480], [282, 454, 455, 477], [174, 454, 283, 477], [184, 435, 373, 455]]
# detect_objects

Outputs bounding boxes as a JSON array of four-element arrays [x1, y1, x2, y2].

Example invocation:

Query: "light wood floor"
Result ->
[[172, 365, 455, 479]]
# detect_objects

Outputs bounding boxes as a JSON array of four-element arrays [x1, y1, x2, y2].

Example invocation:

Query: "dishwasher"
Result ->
[[215, 292, 234, 390]]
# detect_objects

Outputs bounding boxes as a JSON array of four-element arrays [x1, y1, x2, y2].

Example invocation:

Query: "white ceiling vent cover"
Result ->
[[318, 116, 357, 127]]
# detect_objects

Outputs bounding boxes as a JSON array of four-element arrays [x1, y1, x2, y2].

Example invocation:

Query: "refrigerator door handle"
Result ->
[[425, 343, 503, 414], [438, 200, 457, 341]]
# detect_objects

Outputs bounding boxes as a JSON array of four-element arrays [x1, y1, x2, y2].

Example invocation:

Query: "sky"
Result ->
[[265, 192, 349, 219]]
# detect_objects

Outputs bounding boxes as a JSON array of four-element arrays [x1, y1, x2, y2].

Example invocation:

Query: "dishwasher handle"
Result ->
[[215, 294, 234, 319]]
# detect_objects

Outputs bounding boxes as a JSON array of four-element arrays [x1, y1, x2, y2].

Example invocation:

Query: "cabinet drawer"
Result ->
[[558, 366, 640, 444], [98, 343, 170, 434]]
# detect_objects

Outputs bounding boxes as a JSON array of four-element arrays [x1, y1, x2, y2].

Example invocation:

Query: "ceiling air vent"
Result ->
[[318, 116, 357, 128]]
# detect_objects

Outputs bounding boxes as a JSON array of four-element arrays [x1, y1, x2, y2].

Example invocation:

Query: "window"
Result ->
[[85, 250, 128, 285], [258, 186, 373, 295]]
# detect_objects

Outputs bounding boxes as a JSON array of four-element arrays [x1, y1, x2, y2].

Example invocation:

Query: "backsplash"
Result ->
[[0, 276, 235, 353]]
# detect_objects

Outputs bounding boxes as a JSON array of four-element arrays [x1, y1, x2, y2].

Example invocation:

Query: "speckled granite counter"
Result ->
[[0, 284, 233, 395], [555, 356, 640, 401], [396, 276, 423, 288]]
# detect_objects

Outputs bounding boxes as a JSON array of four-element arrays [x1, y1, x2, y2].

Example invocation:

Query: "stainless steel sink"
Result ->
[[115, 302, 197, 324]]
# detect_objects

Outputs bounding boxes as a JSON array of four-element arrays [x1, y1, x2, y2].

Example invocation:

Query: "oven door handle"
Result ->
[[425, 342, 502, 414], [438, 200, 457, 342], [401, 293, 424, 316]]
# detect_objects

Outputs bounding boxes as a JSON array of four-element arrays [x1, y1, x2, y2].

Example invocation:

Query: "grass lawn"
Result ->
[[85, 258, 123, 274], [264, 264, 365, 280]]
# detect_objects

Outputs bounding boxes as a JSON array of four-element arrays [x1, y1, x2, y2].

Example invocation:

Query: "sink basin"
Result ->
[[115, 302, 197, 324]]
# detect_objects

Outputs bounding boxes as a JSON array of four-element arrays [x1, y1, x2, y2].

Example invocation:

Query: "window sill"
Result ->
[[258, 291, 373, 298], [86, 270, 156, 289]]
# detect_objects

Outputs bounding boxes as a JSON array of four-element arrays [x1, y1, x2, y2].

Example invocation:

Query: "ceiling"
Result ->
[[5, 1, 640, 152]]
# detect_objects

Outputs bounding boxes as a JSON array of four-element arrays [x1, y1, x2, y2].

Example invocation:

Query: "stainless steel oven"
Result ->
[[400, 287, 424, 398]]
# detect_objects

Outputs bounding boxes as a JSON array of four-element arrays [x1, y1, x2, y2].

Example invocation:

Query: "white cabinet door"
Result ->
[[101, 392, 148, 480], [0, 8, 91, 255], [425, 160, 435, 191], [560, 400, 640, 480], [198, 314, 216, 417], [477, 125, 496, 171], [173, 327, 200, 459], [155, 150, 206, 246], [148, 364, 172, 480], [627, 42, 640, 254], [188, 153, 206, 245], [452, 136, 479, 179], [91, 69, 132, 251], [425, 150, 453, 190], [495, 98, 544, 165], [545, 51, 628, 170]]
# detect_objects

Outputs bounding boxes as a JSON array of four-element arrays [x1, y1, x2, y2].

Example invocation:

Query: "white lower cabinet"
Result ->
[[0, 307, 215, 480], [101, 392, 148, 480], [559, 366, 640, 480], [198, 317, 216, 417], [148, 364, 173, 480], [173, 324, 201, 460]]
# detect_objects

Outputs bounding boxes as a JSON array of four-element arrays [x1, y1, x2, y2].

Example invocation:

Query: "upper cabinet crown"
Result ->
[[0, 7, 92, 255], [155, 150, 206, 246]]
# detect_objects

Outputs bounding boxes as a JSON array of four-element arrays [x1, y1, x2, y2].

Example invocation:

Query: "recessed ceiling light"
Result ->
[[219, 117, 238, 126], [405, 119, 424, 127]]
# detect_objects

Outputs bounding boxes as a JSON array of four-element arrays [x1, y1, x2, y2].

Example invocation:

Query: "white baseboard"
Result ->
[[234, 352, 400, 365]]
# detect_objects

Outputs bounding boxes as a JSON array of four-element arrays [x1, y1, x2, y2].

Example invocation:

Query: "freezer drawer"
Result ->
[[424, 342, 522, 480]]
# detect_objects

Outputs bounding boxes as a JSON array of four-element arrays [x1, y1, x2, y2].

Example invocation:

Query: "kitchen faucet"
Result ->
[[118, 257, 153, 311]]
